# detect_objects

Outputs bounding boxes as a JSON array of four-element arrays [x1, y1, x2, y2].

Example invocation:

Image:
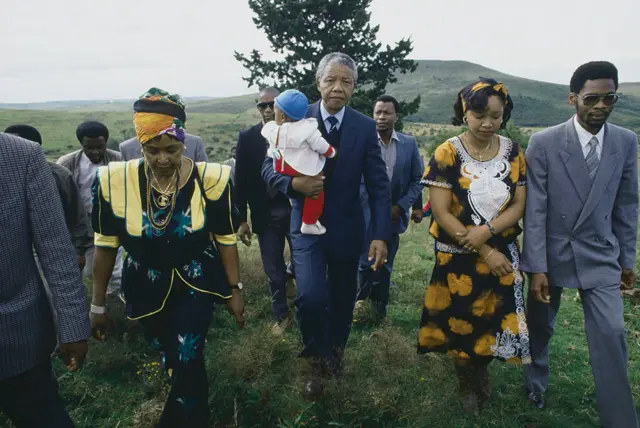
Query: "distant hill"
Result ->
[[620, 82, 640, 97], [1, 60, 638, 129], [387, 60, 640, 129]]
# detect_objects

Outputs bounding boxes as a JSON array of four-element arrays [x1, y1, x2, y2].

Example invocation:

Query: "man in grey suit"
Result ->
[[0, 133, 91, 427], [522, 61, 638, 428], [119, 132, 208, 162]]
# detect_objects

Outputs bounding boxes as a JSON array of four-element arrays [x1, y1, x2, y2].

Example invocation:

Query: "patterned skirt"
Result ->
[[417, 241, 531, 364]]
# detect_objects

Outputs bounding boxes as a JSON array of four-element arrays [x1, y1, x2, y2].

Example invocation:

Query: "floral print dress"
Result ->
[[418, 136, 531, 365], [92, 159, 236, 426]]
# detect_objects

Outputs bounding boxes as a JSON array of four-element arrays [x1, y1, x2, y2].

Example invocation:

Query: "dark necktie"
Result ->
[[327, 116, 339, 134]]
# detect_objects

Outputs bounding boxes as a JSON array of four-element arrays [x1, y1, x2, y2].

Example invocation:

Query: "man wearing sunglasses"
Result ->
[[235, 87, 296, 335], [522, 61, 638, 427]]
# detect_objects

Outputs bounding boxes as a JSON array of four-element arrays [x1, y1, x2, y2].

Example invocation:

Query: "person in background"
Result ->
[[90, 88, 244, 428], [354, 95, 422, 321], [262, 52, 391, 398], [419, 79, 528, 414], [223, 146, 237, 186], [235, 87, 296, 335], [5, 124, 90, 269], [522, 61, 638, 428], [57, 121, 123, 295], [0, 133, 90, 428]]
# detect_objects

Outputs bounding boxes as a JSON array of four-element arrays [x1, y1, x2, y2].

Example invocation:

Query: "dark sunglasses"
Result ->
[[574, 93, 620, 106], [257, 101, 275, 110]]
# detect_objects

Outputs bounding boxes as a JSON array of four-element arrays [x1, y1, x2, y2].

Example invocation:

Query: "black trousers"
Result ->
[[257, 216, 293, 321], [0, 361, 74, 428]]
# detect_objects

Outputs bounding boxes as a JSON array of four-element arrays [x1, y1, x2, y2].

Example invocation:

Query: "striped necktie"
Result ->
[[585, 136, 600, 180]]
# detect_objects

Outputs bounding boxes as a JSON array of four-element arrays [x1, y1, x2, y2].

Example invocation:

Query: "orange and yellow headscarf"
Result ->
[[133, 88, 186, 145], [458, 77, 512, 114]]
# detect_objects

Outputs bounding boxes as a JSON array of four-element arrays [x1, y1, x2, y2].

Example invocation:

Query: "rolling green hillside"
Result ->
[[387, 60, 640, 129]]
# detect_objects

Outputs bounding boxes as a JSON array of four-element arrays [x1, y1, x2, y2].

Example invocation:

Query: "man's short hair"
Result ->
[[76, 121, 109, 143], [4, 124, 42, 145], [374, 95, 400, 114], [570, 61, 619, 93]]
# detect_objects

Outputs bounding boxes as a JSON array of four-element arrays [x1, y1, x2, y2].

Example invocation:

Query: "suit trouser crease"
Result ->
[[357, 234, 400, 314], [524, 283, 638, 428], [257, 218, 292, 321], [293, 236, 358, 364]]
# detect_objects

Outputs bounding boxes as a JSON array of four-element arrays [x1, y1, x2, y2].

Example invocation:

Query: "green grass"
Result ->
[[2, 220, 638, 428], [0, 110, 258, 162]]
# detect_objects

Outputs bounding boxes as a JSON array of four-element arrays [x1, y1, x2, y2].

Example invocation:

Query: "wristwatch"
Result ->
[[229, 282, 243, 290]]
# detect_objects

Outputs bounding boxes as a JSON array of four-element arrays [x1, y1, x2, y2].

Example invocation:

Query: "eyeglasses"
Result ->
[[574, 93, 620, 106], [256, 101, 275, 110]]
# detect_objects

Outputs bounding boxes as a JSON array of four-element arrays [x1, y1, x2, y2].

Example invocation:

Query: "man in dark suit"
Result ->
[[355, 95, 423, 320], [119, 132, 208, 162], [262, 52, 391, 397], [235, 87, 295, 333], [0, 133, 90, 427]]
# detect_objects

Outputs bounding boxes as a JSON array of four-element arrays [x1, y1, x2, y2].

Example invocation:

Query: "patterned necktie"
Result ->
[[585, 136, 600, 180], [326, 116, 339, 133]]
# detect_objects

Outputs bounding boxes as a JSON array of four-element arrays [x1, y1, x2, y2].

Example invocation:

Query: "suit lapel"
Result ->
[[560, 120, 591, 204], [391, 135, 404, 190], [574, 124, 619, 230]]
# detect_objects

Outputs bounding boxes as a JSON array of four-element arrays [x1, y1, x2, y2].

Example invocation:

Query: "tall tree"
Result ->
[[235, 0, 420, 130]]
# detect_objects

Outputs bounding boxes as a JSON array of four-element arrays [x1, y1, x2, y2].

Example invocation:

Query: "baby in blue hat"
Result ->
[[262, 89, 337, 235]]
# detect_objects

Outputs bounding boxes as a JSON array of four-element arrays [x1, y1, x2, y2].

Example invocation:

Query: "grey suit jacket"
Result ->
[[360, 132, 423, 236], [521, 118, 639, 289], [119, 133, 208, 162], [0, 133, 91, 380]]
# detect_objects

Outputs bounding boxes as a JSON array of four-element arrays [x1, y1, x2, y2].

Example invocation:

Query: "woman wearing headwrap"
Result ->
[[418, 78, 528, 413], [89, 88, 245, 427]]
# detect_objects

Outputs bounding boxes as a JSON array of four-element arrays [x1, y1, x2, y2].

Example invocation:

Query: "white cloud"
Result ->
[[1, 0, 637, 102]]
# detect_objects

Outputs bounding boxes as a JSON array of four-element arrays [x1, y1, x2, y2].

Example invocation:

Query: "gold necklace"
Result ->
[[462, 133, 494, 161], [150, 169, 178, 207], [145, 166, 179, 232]]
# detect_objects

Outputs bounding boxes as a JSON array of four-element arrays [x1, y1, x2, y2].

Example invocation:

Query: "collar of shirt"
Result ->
[[320, 102, 346, 130], [378, 130, 399, 146], [573, 115, 604, 156]]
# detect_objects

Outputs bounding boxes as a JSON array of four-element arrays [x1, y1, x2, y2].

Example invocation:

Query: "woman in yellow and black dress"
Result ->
[[89, 88, 244, 427], [418, 79, 529, 413]]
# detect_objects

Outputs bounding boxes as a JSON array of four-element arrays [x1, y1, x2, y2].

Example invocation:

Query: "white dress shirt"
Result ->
[[573, 115, 604, 159], [77, 153, 103, 214]]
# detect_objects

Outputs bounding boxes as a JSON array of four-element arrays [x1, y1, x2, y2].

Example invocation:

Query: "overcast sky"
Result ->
[[1, 0, 638, 103]]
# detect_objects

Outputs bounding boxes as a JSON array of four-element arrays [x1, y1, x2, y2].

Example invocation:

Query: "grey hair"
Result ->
[[315, 52, 358, 83]]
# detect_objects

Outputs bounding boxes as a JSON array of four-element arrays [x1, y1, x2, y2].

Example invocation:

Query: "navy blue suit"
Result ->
[[358, 132, 423, 314], [261, 101, 391, 363]]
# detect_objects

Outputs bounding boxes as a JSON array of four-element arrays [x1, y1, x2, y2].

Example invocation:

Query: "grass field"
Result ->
[[1, 215, 638, 428]]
